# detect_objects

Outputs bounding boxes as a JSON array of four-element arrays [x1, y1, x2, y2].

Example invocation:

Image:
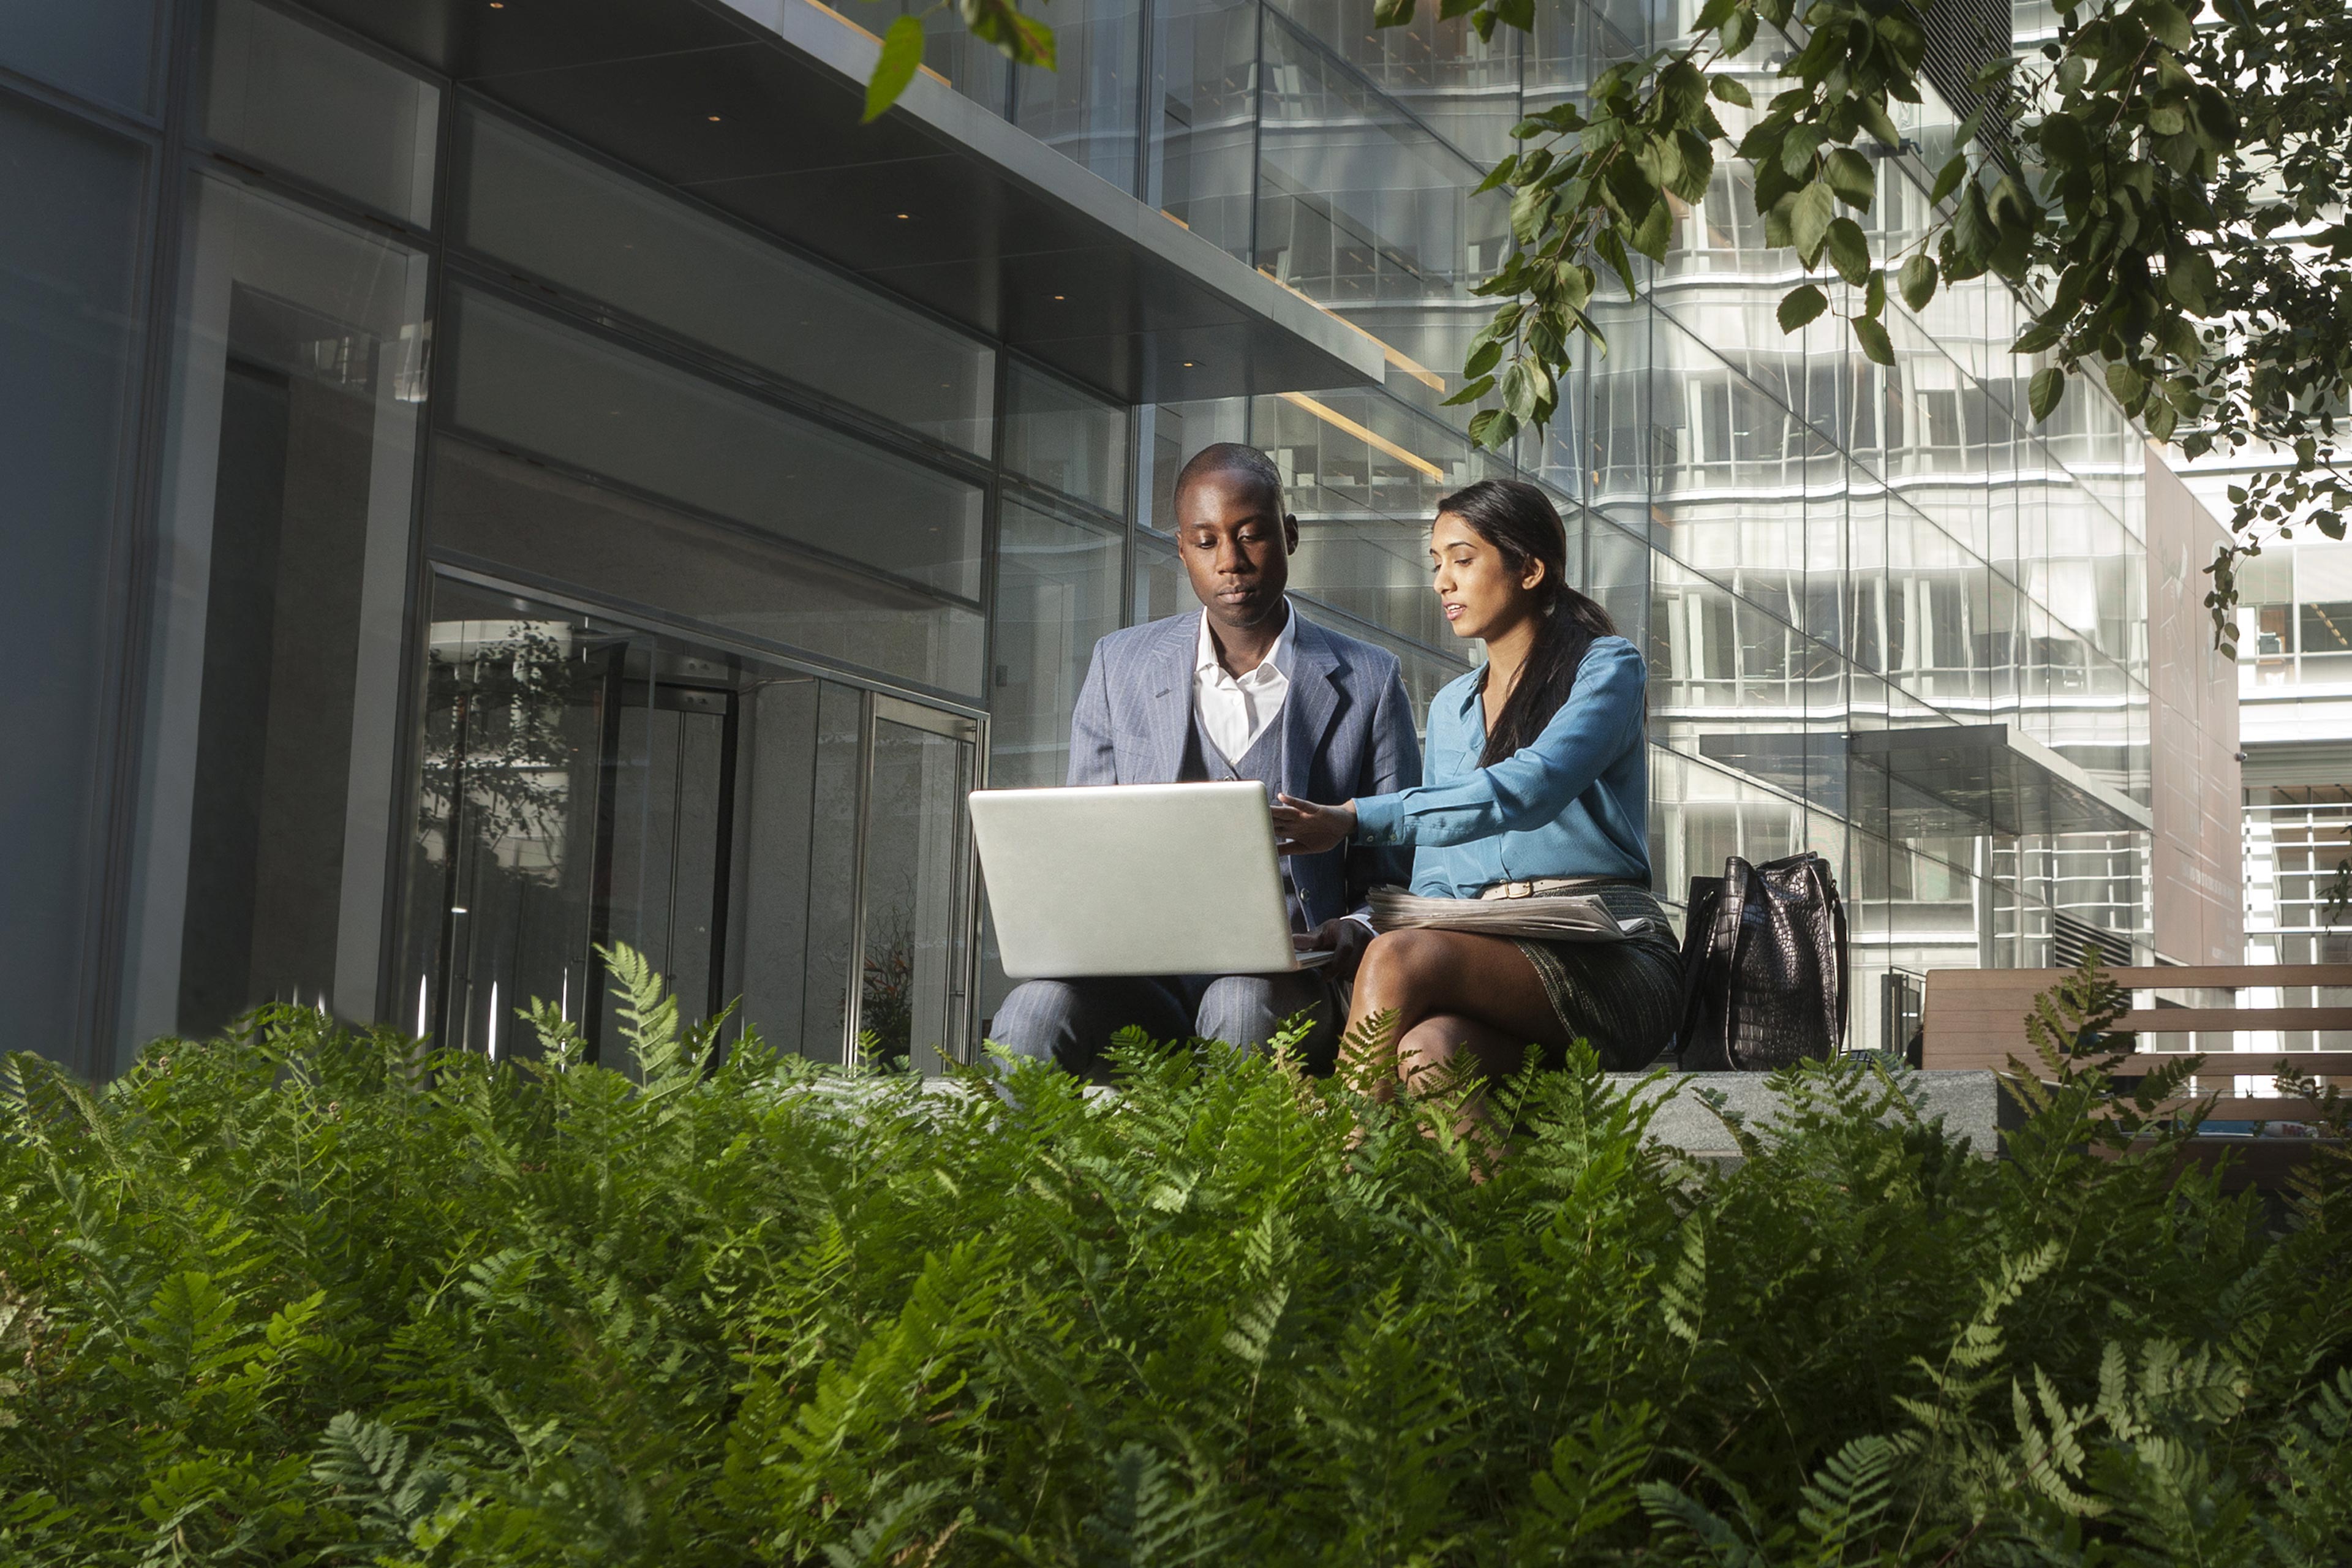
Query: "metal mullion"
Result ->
[[85, 0, 200, 1075], [842, 690, 878, 1069]]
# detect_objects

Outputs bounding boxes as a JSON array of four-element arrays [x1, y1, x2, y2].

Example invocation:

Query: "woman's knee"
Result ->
[[1354, 929, 1451, 998]]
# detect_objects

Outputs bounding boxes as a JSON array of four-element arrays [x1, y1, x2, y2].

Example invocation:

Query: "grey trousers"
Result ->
[[988, 970, 1338, 1080]]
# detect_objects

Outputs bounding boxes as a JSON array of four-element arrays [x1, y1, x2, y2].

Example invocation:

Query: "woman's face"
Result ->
[[1429, 511, 1545, 643]]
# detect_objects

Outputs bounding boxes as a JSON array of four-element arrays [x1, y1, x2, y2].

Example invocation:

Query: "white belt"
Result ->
[[1477, 877, 1599, 900]]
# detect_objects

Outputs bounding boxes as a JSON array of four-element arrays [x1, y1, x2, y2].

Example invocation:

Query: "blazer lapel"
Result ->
[[1142, 611, 1199, 783], [1283, 613, 1344, 801]]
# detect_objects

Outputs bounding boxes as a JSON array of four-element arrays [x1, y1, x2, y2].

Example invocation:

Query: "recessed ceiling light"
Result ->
[[895, 213, 911, 220], [1183, 360, 1196, 366], [707, 114, 722, 122], [1054, 294, 1065, 300]]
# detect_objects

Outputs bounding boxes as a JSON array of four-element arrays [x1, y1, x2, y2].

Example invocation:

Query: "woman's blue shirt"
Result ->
[[1350, 636, 1651, 897]]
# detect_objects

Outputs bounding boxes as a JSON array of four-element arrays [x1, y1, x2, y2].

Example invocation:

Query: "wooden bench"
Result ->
[[1922, 965, 2352, 1121]]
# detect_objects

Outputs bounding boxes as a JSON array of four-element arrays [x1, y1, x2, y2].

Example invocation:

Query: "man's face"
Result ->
[[1175, 470, 1297, 635]]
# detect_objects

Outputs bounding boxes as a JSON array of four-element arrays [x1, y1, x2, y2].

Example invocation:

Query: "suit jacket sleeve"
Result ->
[[1343, 652, 1421, 914], [1065, 643, 1118, 786]]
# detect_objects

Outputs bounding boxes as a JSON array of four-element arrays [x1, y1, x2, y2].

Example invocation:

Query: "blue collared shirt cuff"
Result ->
[[1353, 794, 1404, 844]]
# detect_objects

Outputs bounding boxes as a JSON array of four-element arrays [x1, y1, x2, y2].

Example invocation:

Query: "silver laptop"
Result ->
[[970, 782, 1330, 979]]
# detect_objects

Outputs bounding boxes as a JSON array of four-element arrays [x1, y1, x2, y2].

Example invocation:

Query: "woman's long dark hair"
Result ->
[[1436, 479, 1618, 767]]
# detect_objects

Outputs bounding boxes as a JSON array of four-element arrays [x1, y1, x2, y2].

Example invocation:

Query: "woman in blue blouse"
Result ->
[[1270, 480, 1680, 1086]]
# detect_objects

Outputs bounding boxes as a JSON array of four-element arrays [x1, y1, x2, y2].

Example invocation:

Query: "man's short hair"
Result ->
[[1172, 442, 1284, 514]]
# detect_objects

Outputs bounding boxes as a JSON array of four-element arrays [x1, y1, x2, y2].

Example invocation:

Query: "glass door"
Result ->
[[401, 571, 981, 1069], [856, 697, 979, 1072]]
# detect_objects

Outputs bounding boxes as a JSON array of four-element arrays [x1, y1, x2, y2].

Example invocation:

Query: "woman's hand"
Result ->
[[1271, 794, 1357, 856]]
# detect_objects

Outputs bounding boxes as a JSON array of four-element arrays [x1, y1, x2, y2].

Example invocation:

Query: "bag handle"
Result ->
[[1713, 857, 1753, 1067]]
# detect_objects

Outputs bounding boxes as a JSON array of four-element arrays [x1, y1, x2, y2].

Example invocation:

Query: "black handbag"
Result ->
[[1675, 851, 1849, 1071]]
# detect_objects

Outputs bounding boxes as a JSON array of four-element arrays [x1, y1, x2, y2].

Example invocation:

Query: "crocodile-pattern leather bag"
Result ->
[[1674, 851, 1849, 1071]]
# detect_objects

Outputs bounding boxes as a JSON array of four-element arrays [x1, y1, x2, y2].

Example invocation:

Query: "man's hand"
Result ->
[[1304, 918, 1373, 980], [1272, 794, 1355, 856]]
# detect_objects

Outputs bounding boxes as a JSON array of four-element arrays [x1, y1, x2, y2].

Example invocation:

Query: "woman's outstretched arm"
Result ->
[[1352, 639, 1642, 850]]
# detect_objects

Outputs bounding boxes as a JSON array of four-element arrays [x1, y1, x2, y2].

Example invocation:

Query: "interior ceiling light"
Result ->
[[895, 212, 911, 219], [707, 114, 722, 122]]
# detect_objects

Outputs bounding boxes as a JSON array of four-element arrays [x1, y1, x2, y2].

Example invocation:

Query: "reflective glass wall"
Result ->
[[10, 0, 1155, 1073], [7, 0, 2168, 1074]]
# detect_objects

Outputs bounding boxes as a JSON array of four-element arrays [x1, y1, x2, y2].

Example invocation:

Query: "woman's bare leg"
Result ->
[[1342, 929, 1571, 1084]]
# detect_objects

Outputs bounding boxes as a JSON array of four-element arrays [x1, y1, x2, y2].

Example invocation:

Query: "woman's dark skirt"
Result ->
[[1506, 884, 1682, 1072]]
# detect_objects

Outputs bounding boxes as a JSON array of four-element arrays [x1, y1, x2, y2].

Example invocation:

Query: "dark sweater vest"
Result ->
[[1178, 701, 1307, 932]]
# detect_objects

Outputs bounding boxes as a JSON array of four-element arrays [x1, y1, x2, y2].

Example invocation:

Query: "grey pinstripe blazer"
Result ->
[[1064, 604, 1422, 929]]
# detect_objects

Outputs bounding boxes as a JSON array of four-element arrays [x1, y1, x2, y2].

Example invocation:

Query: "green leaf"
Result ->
[[1898, 252, 1937, 311], [1852, 315, 1896, 366], [1629, 196, 1674, 262], [959, 0, 1055, 67], [1464, 338, 1503, 379], [864, 16, 929, 123], [1468, 407, 1520, 449], [1556, 261, 1595, 311], [1594, 228, 1639, 299], [2011, 320, 2064, 355], [1709, 74, 1752, 107], [1825, 148, 1876, 209], [2105, 361, 2147, 407], [2135, 0, 2194, 50], [1826, 217, 1871, 285], [1373, 0, 1417, 25], [1954, 181, 1996, 265], [2029, 366, 2065, 421], [1777, 283, 1828, 331], [1858, 96, 1899, 148], [2036, 112, 2090, 167], [1473, 153, 1521, 195], [2157, 314, 2202, 364], [2168, 249, 2217, 311], [2144, 397, 2178, 440], [1864, 268, 1886, 318], [1790, 179, 1836, 265], [1501, 360, 1536, 420], [1929, 154, 1967, 208], [1442, 374, 1497, 407], [1780, 124, 1825, 178]]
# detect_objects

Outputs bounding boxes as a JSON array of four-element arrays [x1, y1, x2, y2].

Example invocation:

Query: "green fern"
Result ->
[[2, 954, 2348, 1565]]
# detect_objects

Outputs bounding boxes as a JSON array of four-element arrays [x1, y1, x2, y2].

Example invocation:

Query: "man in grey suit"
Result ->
[[989, 443, 1422, 1076]]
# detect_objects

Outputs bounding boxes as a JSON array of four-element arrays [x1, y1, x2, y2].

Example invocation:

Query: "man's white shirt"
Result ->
[[1193, 603, 1295, 767]]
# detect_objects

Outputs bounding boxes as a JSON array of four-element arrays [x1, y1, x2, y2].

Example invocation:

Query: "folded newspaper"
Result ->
[[1368, 886, 1658, 941]]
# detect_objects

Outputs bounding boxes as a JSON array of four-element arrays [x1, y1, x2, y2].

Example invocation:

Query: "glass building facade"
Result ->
[[3, 0, 2203, 1076]]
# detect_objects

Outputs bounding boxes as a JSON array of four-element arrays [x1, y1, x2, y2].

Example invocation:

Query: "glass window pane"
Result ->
[[861, 708, 976, 1072], [0, 0, 156, 113], [0, 96, 145, 1061], [1015, 0, 1142, 192], [447, 287, 984, 601], [124, 175, 431, 1048], [992, 502, 1123, 788], [454, 104, 994, 454], [427, 440, 986, 699], [202, 0, 439, 227], [1133, 530, 1189, 624], [1003, 361, 1129, 514]]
